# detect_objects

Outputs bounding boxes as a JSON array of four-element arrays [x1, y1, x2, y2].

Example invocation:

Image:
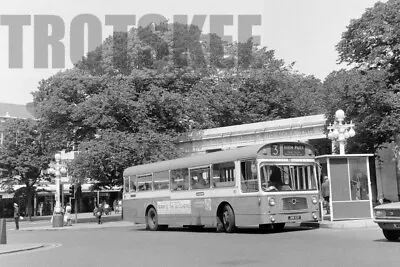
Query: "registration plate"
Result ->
[[288, 215, 301, 220]]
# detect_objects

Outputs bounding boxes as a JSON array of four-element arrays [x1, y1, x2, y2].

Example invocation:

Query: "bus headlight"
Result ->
[[268, 197, 276, 206], [312, 196, 318, 205]]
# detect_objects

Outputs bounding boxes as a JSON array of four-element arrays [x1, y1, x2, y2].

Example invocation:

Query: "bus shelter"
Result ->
[[316, 154, 374, 221]]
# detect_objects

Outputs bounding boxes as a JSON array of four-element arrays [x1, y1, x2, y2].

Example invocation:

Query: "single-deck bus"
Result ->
[[122, 142, 319, 233]]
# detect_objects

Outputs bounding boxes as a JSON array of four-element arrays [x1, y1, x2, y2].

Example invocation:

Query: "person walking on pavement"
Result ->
[[64, 204, 72, 226], [321, 176, 330, 214], [113, 199, 117, 214], [13, 203, 20, 230], [96, 204, 103, 224]]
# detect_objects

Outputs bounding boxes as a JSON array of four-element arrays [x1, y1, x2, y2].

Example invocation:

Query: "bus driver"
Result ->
[[267, 166, 284, 191]]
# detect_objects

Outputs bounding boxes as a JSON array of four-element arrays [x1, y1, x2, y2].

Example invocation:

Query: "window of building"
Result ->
[[170, 168, 189, 191], [190, 166, 211, 190], [212, 162, 235, 188], [137, 174, 153, 191], [240, 160, 258, 193], [153, 171, 169, 190]]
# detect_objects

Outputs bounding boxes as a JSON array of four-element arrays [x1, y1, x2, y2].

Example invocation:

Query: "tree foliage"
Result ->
[[323, 69, 398, 153], [328, 0, 400, 153], [32, 22, 324, 187], [0, 119, 53, 218]]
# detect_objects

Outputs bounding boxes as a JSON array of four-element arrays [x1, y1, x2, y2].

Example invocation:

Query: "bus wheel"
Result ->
[[222, 204, 236, 233], [272, 223, 285, 232], [146, 207, 159, 231], [383, 230, 399, 241]]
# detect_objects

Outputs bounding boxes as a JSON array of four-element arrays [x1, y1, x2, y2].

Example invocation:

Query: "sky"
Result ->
[[0, 0, 384, 105]]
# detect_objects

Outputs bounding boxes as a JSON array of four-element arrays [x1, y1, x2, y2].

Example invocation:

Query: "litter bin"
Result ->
[[52, 214, 64, 228]]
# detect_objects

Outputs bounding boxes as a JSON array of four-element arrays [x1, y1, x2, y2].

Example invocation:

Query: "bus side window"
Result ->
[[124, 176, 129, 193], [129, 175, 137, 192], [190, 167, 210, 190], [170, 168, 189, 191], [153, 171, 169, 190], [137, 174, 153, 192], [212, 162, 235, 188], [241, 160, 259, 193]]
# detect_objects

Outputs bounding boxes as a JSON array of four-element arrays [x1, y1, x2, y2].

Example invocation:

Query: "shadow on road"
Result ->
[[134, 225, 316, 235], [373, 238, 400, 243]]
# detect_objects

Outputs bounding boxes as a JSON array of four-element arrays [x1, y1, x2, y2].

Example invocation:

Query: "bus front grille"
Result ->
[[282, 197, 308, 210]]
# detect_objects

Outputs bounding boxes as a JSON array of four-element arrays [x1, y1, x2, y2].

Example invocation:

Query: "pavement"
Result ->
[[0, 212, 379, 255], [302, 218, 378, 229], [0, 212, 138, 255]]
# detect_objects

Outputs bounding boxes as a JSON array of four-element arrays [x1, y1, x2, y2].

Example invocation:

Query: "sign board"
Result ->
[[61, 177, 71, 183], [283, 144, 305, 156], [157, 200, 191, 215]]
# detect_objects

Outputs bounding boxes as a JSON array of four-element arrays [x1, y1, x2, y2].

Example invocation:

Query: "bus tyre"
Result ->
[[222, 204, 236, 233], [216, 216, 224, 233], [146, 207, 159, 231], [383, 230, 399, 241]]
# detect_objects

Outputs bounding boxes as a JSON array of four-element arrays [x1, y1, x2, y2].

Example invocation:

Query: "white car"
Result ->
[[374, 202, 400, 241]]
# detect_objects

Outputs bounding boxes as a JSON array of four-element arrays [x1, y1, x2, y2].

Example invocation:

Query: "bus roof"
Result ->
[[123, 142, 314, 177]]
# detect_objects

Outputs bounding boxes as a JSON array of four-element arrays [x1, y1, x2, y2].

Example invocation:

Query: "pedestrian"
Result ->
[[104, 202, 110, 215], [13, 203, 19, 230], [113, 199, 117, 214], [64, 204, 72, 226], [39, 202, 43, 216], [118, 200, 122, 213], [321, 176, 330, 214], [96, 204, 103, 224]]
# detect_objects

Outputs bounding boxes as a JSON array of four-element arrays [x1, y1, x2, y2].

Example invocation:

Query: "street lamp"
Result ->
[[327, 109, 356, 155], [51, 153, 67, 227]]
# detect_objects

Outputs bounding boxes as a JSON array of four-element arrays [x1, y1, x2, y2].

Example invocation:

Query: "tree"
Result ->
[[33, 21, 325, 189], [332, 0, 400, 153], [337, 0, 400, 80], [0, 119, 53, 219], [70, 129, 177, 188]]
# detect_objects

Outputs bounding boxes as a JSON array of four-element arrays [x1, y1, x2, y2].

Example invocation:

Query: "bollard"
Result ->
[[0, 218, 6, 244]]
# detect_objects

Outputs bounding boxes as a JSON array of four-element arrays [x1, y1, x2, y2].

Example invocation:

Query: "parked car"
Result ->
[[374, 202, 400, 241]]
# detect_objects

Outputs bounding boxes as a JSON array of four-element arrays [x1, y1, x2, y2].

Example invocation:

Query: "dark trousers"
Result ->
[[98, 215, 102, 224], [14, 217, 19, 230], [324, 196, 330, 214]]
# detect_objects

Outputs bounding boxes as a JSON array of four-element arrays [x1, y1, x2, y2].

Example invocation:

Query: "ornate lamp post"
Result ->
[[51, 153, 67, 227], [327, 109, 356, 155]]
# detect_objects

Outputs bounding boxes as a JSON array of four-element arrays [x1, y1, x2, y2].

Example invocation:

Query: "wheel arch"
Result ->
[[216, 201, 234, 219]]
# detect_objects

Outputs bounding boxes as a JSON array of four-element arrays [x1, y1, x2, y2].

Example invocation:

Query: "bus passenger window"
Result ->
[[212, 162, 235, 188], [124, 177, 129, 193], [154, 171, 169, 190], [129, 176, 137, 192], [137, 174, 153, 192], [190, 167, 210, 190], [240, 160, 259, 193], [170, 168, 189, 191]]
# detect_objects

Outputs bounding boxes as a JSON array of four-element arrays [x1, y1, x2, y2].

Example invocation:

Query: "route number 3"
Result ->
[[271, 144, 280, 156]]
